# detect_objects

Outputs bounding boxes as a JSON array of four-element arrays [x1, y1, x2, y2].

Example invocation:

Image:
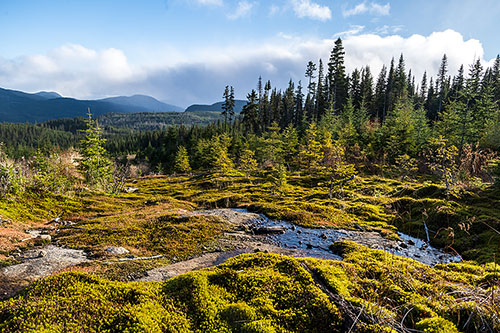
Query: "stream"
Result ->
[[238, 209, 461, 266]]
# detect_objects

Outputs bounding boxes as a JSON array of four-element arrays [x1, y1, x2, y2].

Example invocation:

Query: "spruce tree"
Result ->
[[315, 59, 328, 120], [174, 145, 191, 174], [241, 90, 259, 133], [221, 86, 230, 124], [374, 65, 387, 121], [328, 38, 348, 111], [79, 109, 113, 191], [239, 148, 258, 179]]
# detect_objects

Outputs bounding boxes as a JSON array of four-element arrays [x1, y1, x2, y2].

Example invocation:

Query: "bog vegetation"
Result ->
[[0, 38, 499, 331]]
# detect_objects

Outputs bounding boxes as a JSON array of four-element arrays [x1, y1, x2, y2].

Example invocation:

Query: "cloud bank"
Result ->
[[0, 30, 494, 108]]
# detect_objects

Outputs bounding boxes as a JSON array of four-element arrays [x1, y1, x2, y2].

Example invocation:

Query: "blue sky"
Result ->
[[0, 0, 499, 107]]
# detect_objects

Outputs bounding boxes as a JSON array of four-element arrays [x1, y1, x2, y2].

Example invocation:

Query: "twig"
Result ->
[[118, 255, 164, 262]]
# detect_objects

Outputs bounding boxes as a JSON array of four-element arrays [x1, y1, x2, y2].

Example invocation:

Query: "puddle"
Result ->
[[237, 209, 461, 266]]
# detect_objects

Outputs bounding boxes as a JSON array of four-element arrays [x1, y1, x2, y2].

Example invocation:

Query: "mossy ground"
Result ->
[[0, 173, 499, 331], [133, 173, 499, 263], [1, 172, 498, 264], [0, 244, 498, 332]]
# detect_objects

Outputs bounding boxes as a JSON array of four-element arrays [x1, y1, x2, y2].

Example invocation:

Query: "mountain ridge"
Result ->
[[0, 87, 183, 123]]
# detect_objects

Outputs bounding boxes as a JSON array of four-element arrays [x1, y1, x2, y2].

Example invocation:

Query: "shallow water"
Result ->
[[236, 209, 461, 266]]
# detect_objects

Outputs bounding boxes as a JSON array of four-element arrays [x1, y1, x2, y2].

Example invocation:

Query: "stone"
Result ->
[[105, 246, 130, 255], [38, 234, 52, 242], [124, 187, 139, 193]]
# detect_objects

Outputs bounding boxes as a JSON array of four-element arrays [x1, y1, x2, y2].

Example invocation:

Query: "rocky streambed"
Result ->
[[237, 208, 461, 266], [140, 208, 461, 282], [1, 208, 461, 292]]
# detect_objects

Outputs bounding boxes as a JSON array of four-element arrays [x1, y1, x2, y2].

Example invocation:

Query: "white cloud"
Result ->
[[195, 0, 223, 6], [0, 44, 139, 100], [342, 29, 485, 81], [291, 0, 331, 21], [343, 1, 390, 17], [335, 25, 365, 37], [227, 1, 254, 20], [0, 30, 494, 107], [375, 24, 403, 35]]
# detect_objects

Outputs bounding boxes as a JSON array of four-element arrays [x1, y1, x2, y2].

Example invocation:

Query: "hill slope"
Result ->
[[0, 87, 181, 123], [100, 94, 183, 113], [185, 100, 246, 113]]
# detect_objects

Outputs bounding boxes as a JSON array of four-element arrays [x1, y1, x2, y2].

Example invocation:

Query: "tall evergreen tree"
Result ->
[[221, 85, 231, 124], [374, 65, 387, 121], [328, 38, 348, 111], [385, 57, 396, 115], [241, 90, 259, 134], [350, 68, 362, 109], [360, 66, 374, 117], [316, 59, 328, 120], [282, 80, 296, 127], [295, 81, 304, 126]]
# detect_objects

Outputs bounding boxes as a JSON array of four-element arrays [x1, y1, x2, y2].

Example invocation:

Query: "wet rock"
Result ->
[[105, 247, 130, 255], [252, 226, 286, 235], [407, 239, 415, 246], [306, 243, 313, 249], [399, 242, 408, 249], [320, 233, 328, 240]]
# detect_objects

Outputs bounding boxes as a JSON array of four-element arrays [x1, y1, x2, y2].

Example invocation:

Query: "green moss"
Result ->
[[415, 317, 459, 333], [2, 245, 500, 332]]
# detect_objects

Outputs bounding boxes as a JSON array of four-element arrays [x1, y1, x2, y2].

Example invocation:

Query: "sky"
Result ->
[[0, 0, 499, 108]]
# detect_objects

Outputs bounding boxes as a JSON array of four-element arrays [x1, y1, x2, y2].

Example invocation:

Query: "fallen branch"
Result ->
[[118, 255, 164, 262]]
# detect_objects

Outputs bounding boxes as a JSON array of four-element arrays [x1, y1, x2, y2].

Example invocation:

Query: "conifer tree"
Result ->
[[79, 109, 113, 190], [360, 66, 374, 116], [374, 65, 387, 121], [282, 80, 295, 127], [239, 148, 258, 179], [174, 145, 191, 174], [241, 90, 259, 133], [328, 38, 348, 111], [299, 122, 324, 172], [295, 81, 304, 126], [221, 86, 231, 124], [269, 164, 288, 196], [315, 59, 328, 120]]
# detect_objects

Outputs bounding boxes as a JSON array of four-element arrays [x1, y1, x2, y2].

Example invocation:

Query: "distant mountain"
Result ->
[[0, 87, 181, 123], [185, 100, 246, 113], [100, 94, 183, 113], [34, 91, 62, 99]]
